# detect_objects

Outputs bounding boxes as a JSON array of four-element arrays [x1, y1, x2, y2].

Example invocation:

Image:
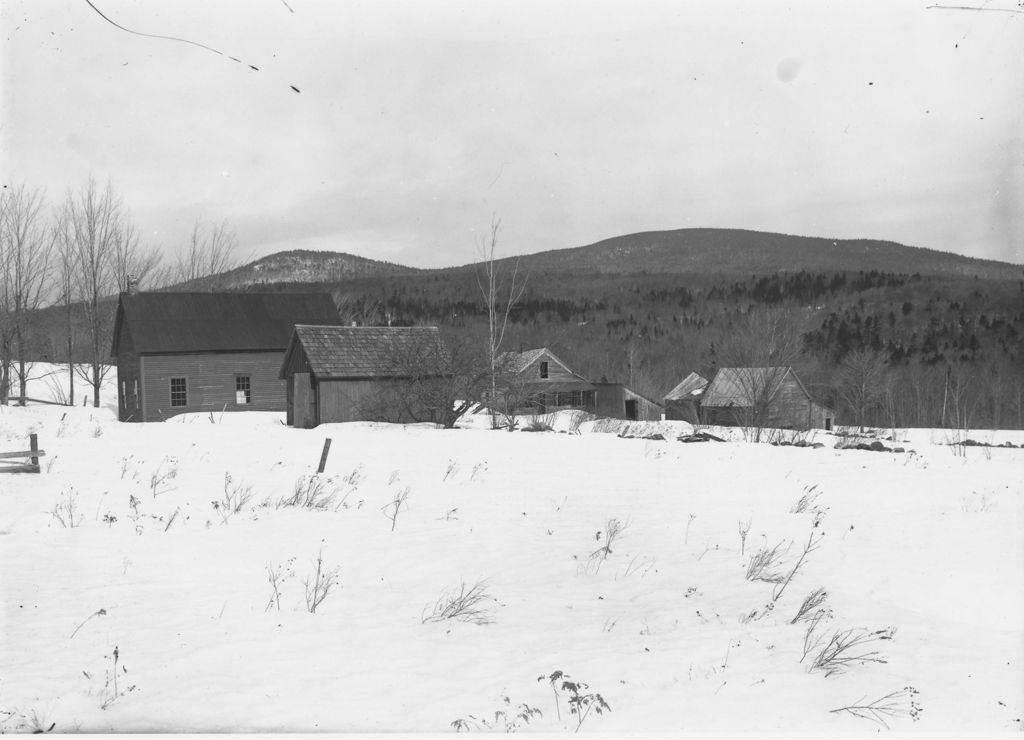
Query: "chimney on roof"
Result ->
[[126, 275, 139, 296]]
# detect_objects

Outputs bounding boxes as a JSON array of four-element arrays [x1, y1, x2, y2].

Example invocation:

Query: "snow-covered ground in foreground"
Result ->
[[1, 365, 1022, 734]]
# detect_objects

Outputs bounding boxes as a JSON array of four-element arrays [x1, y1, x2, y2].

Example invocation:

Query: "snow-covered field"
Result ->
[[1, 365, 1022, 733]]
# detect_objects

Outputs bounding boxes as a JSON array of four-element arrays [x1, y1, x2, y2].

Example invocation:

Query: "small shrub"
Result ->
[[213, 473, 254, 523], [422, 580, 494, 625], [451, 695, 542, 733], [382, 487, 410, 531], [442, 459, 459, 481], [804, 625, 896, 677], [591, 518, 628, 563], [148, 457, 178, 497], [523, 418, 553, 432], [265, 558, 296, 612], [790, 587, 829, 624], [99, 645, 137, 709], [51, 487, 82, 528], [303, 548, 339, 614], [830, 686, 922, 729], [342, 463, 365, 488], [278, 474, 337, 510], [737, 518, 752, 555], [745, 540, 789, 583], [790, 485, 821, 513], [537, 670, 611, 731]]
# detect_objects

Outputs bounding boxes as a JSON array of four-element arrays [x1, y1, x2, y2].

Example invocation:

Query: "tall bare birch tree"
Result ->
[[58, 177, 132, 408], [0, 184, 55, 405], [475, 217, 527, 430], [173, 219, 239, 284]]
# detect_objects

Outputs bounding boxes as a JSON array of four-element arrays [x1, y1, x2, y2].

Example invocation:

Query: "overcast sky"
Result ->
[[2, 0, 1022, 268]]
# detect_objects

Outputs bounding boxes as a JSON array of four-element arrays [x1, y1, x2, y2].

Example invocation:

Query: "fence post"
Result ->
[[30, 434, 39, 472], [317, 438, 332, 474]]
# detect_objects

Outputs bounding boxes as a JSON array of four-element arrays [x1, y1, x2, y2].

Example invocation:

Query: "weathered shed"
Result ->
[[663, 371, 708, 423], [700, 366, 834, 430], [594, 383, 664, 421], [111, 291, 338, 422], [279, 325, 445, 427]]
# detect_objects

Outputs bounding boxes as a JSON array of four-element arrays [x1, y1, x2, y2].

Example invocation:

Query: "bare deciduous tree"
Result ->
[[57, 177, 131, 408], [710, 309, 810, 440], [359, 331, 491, 428], [835, 347, 891, 430], [173, 219, 239, 284], [475, 216, 527, 429], [0, 184, 55, 404]]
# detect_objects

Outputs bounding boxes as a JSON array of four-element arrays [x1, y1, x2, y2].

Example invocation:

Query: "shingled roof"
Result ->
[[282, 325, 445, 379], [664, 371, 708, 401], [701, 367, 803, 407], [112, 292, 339, 355]]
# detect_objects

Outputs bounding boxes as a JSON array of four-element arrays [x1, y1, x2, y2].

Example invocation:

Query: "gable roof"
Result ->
[[282, 325, 444, 379], [702, 366, 807, 407], [497, 347, 578, 377], [664, 371, 709, 401], [112, 292, 339, 355]]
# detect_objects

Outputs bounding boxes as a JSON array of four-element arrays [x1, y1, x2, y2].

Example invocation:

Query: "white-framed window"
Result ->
[[235, 375, 252, 405], [170, 377, 187, 407]]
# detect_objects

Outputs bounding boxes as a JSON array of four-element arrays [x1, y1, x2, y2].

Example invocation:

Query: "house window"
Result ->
[[539, 361, 549, 379], [170, 377, 187, 407], [235, 375, 252, 405], [554, 391, 582, 407]]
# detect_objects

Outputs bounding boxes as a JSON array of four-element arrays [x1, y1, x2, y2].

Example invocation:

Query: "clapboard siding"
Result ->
[[140, 351, 286, 421], [318, 380, 376, 423], [701, 368, 834, 430], [317, 379, 421, 423], [517, 352, 577, 383], [594, 383, 663, 421]]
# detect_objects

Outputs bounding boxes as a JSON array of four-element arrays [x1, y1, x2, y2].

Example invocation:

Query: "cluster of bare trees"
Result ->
[[1, 177, 240, 407]]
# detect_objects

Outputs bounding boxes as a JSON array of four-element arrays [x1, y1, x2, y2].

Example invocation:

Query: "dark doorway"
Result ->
[[625, 399, 638, 421], [825, 417, 833, 431]]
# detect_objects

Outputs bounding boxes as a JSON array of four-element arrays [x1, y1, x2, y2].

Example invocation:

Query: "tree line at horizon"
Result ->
[[4, 179, 1023, 430]]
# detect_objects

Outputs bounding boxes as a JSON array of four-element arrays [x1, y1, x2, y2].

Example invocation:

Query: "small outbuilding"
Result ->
[[663, 371, 708, 423], [279, 325, 445, 427], [594, 383, 664, 421], [111, 291, 339, 422], [699, 366, 834, 430]]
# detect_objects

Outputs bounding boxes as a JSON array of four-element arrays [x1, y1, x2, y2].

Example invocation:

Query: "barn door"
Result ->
[[625, 399, 638, 421], [293, 373, 315, 428]]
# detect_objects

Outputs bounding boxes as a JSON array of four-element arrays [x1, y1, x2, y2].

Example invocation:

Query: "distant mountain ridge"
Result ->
[[174, 249, 420, 290], [199, 230, 1021, 289], [475, 228, 1021, 280]]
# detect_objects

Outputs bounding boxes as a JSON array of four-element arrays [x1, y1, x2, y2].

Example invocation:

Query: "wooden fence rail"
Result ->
[[0, 434, 45, 474]]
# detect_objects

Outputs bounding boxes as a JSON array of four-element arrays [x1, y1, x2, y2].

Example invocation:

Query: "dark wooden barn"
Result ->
[[663, 371, 708, 423], [279, 325, 445, 427], [699, 366, 835, 430], [111, 291, 338, 422]]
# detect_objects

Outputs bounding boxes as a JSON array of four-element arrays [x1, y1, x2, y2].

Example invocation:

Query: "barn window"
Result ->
[[133, 380, 139, 409], [235, 375, 252, 405], [170, 377, 187, 407], [539, 361, 549, 379]]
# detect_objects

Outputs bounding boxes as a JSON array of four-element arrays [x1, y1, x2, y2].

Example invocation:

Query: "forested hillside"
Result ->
[[18, 230, 1024, 429]]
